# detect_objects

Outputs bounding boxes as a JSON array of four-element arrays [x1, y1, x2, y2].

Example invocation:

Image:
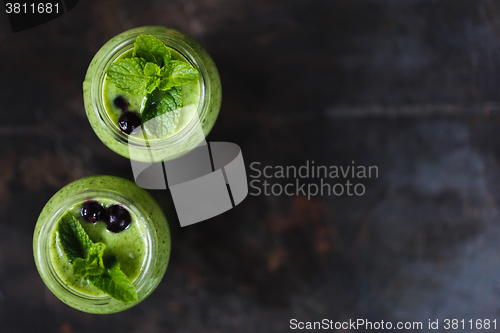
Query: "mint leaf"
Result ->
[[58, 213, 93, 263], [144, 62, 162, 93], [144, 62, 161, 76], [72, 243, 106, 277], [158, 60, 199, 90], [73, 258, 103, 277], [106, 58, 161, 94], [142, 87, 182, 138], [133, 35, 171, 67], [89, 261, 138, 303]]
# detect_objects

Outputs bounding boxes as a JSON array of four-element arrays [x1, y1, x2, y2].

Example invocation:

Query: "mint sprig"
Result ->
[[105, 34, 198, 139], [57, 213, 138, 303], [106, 34, 198, 96]]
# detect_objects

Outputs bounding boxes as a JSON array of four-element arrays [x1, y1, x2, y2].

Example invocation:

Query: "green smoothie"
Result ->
[[102, 49, 201, 141], [83, 26, 222, 162], [49, 198, 148, 297], [34, 176, 170, 314]]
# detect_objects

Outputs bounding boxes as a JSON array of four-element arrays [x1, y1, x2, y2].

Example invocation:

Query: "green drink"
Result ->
[[33, 176, 170, 314], [83, 26, 222, 162]]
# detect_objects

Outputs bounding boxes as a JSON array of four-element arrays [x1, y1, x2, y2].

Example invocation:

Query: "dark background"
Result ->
[[1, 0, 500, 332]]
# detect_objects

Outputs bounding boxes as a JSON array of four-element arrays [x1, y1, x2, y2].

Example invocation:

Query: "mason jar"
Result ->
[[33, 176, 170, 314], [83, 26, 222, 162]]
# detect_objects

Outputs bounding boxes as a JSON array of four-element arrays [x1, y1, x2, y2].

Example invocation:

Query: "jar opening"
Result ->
[[90, 31, 209, 155], [36, 190, 156, 304]]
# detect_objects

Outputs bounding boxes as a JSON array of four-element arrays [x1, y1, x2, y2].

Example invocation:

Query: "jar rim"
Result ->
[[35, 189, 157, 307], [88, 26, 211, 159]]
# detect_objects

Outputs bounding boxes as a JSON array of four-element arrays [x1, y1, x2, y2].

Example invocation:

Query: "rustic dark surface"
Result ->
[[2, 0, 500, 332]]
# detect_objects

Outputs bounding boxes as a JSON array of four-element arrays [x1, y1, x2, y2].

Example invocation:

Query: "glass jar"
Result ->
[[83, 26, 222, 162], [33, 176, 170, 314]]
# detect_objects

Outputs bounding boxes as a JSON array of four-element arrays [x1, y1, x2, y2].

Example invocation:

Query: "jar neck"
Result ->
[[89, 30, 209, 152], [36, 189, 156, 302]]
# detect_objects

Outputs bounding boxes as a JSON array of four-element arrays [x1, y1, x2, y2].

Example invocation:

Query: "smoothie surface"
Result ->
[[50, 199, 148, 296], [102, 48, 200, 140]]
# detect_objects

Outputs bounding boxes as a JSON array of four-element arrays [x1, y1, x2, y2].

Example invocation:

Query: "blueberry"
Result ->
[[81, 200, 106, 223], [113, 96, 128, 110], [105, 204, 132, 233], [118, 112, 141, 135]]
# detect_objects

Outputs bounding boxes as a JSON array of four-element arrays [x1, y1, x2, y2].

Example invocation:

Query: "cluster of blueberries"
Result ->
[[81, 200, 132, 233], [114, 96, 142, 135]]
